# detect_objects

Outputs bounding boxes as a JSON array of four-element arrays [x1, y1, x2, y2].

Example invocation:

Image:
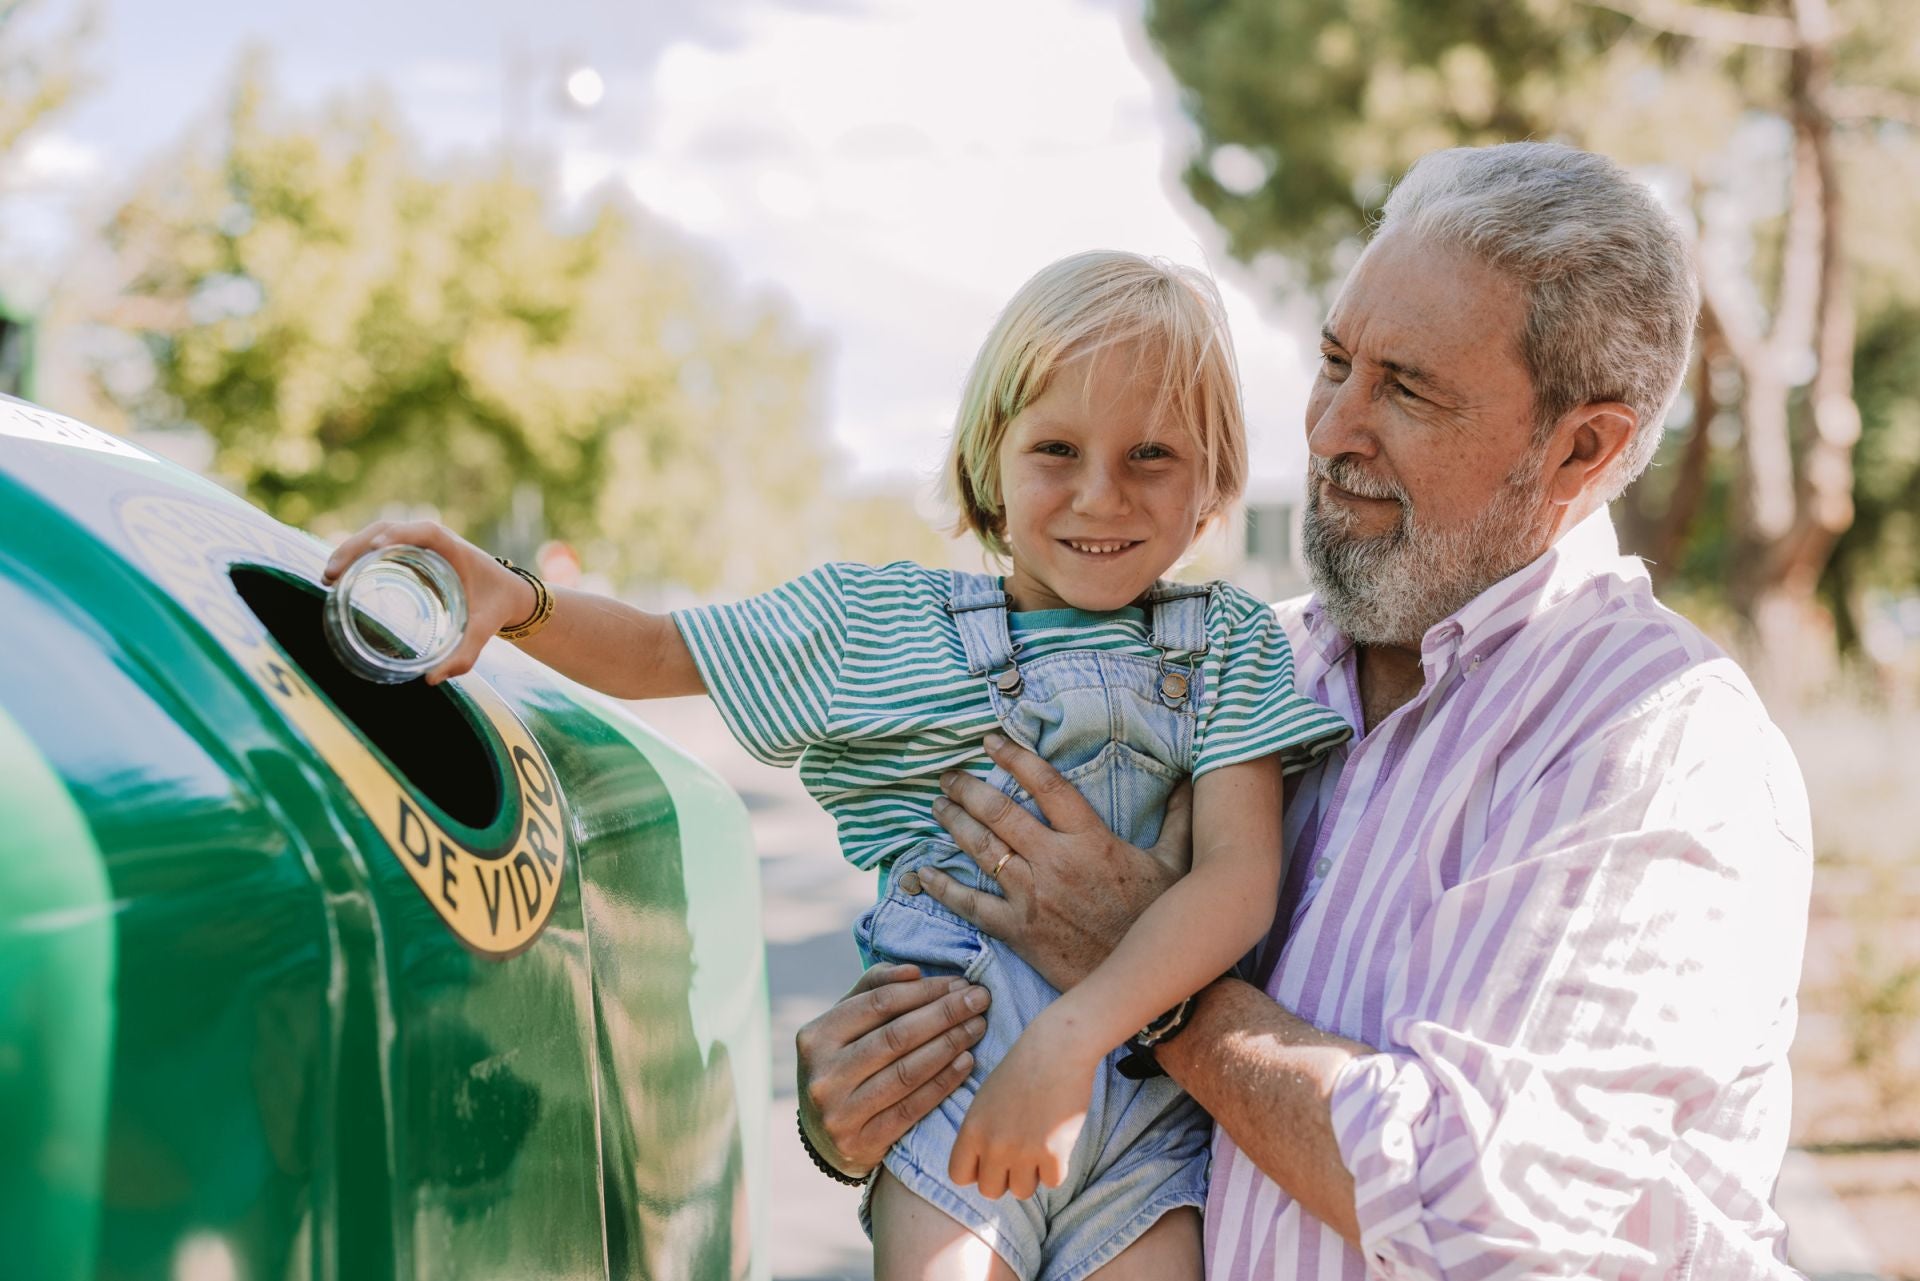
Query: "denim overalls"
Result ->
[[855, 571, 1213, 1281]]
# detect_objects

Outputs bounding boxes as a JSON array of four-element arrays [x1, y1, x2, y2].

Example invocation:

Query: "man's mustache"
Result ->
[[1309, 455, 1409, 505]]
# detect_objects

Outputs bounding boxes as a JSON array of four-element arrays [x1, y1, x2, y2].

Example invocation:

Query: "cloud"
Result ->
[[610, 1, 1315, 485], [84, 0, 1318, 493], [397, 58, 496, 98]]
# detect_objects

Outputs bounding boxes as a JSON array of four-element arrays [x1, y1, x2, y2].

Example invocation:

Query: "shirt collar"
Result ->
[[1301, 508, 1646, 671]]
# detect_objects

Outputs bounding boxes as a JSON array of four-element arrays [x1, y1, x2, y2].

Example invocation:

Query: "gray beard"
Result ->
[[1301, 454, 1547, 649]]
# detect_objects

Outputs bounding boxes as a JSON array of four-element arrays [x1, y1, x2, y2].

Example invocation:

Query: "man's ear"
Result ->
[[1546, 402, 1636, 507]]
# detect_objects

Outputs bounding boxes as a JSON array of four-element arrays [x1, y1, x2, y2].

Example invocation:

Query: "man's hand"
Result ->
[[795, 963, 990, 1178], [922, 733, 1191, 991]]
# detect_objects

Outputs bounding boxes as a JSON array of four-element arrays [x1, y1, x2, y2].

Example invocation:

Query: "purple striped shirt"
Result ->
[[1204, 511, 1813, 1279]]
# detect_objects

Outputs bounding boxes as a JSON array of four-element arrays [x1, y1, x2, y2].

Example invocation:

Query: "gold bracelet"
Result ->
[[493, 557, 555, 641]]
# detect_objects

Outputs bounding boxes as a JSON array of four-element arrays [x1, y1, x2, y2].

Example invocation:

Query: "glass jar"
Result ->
[[323, 545, 467, 684]]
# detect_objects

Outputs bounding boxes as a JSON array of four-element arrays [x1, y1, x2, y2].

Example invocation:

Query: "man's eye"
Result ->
[[1319, 353, 1349, 378], [1389, 380, 1423, 403]]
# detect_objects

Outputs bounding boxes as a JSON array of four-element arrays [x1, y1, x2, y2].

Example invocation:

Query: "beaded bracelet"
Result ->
[[797, 1111, 873, 1187], [493, 557, 554, 641]]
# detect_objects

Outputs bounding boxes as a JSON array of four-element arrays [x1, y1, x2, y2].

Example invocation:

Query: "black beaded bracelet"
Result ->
[[797, 1111, 873, 1187]]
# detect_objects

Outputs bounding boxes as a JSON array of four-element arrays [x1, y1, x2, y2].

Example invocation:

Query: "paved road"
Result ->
[[636, 697, 879, 1281]]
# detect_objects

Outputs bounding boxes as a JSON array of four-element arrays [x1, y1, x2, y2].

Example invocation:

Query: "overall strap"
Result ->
[[1144, 582, 1212, 660], [945, 570, 1018, 677]]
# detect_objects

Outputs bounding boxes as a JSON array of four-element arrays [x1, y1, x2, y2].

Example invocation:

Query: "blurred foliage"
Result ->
[[0, 0, 90, 176], [1826, 304, 1920, 640], [1627, 299, 1920, 657], [1148, 0, 1630, 287], [1146, 0, 1920, 661], [91, 56, 834, 594], [1146, 0, 1920, 284], [827, 492, 962, 572], [1842, 939, 1920, 1111]]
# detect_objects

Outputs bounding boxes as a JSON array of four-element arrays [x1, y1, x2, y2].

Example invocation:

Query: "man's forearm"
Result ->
[[1156, 977, 1371, 1246]]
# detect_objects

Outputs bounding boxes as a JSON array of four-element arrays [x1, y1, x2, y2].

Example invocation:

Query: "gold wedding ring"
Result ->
[[990, 850, 1013, 879]]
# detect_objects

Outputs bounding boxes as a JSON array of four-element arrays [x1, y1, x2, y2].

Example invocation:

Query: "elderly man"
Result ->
[[795, 141, 1812, 1278]]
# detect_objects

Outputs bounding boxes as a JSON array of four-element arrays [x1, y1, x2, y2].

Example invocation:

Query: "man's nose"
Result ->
[[1306, 376, 1379, 462]]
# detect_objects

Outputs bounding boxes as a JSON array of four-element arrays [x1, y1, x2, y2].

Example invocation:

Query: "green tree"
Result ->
[[0, 0, 94, 398], [1147, 0, 1920, 692], [0, 0, 90, 177], [92, 58, 832, 595], [827, 490, 963, 571]]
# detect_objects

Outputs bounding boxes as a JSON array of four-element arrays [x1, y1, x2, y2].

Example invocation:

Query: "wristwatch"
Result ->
[[1116, 993, 1198, 1080]]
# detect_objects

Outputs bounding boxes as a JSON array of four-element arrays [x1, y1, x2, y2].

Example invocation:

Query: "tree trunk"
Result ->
[[1651, 307, 1723, 580], [1747, 580, 1839, 698], [1771, 13, 1861, 609], [1729, 365, 1795, 614], [1616, 320, 1717, 587], [1714, 0, 1862, 706]]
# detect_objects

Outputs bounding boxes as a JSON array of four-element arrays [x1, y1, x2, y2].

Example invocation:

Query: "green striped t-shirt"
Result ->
[[672, 561, 1351, 871]]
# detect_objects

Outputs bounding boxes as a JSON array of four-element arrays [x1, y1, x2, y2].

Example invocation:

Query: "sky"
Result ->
[[8, 0, 1322, 499]]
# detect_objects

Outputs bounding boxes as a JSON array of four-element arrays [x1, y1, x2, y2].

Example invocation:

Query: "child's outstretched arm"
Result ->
[[321, 519, 705, 698], [948, 754, 1283, 1198]]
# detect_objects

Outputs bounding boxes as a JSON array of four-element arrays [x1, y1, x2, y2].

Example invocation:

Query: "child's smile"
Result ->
[[998, 342, 1207, 614]]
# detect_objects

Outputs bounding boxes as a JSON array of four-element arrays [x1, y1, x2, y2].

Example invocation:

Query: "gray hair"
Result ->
[[1377, 142, 1698, 495]]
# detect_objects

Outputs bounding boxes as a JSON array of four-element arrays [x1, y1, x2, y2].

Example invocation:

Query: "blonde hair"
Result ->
[[947, 250, 1247, 557]]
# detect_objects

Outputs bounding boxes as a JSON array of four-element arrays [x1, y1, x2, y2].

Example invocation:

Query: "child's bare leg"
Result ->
[[1086, 1207, 1203, 1281], [870, 1169, 1019, 1281]]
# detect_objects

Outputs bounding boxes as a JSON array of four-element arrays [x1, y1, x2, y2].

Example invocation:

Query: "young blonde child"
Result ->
[[323, 251, 1348, 1280]]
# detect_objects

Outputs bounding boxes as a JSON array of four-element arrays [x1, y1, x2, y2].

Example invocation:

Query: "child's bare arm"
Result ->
[[511, 585, 705, 698], [320, 518, 705, 698], [948, 754, 1285, 1195], [1028, 754, 1284, 1066]]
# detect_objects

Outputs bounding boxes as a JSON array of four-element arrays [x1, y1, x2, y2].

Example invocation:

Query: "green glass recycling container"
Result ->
[[0, 395, 770, 1281]]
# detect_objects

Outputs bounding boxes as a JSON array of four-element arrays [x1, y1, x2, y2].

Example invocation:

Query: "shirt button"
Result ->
[[1314, 858, 1332, 878]]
